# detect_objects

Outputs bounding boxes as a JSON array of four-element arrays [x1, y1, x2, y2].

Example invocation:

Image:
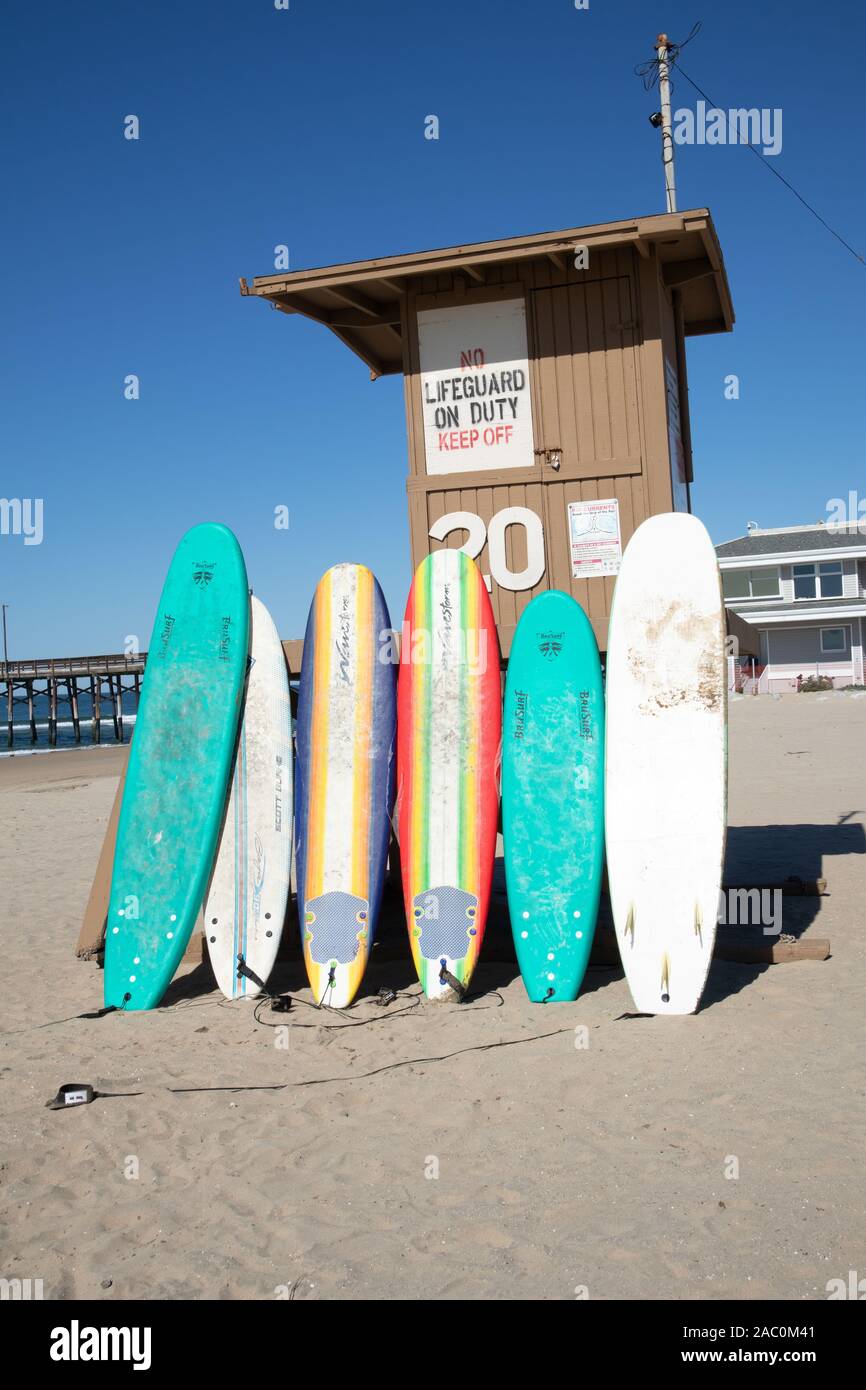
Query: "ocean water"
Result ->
[[1, 687, 139, 754]]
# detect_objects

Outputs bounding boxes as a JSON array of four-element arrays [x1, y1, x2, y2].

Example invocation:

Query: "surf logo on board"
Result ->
[[537, 629, 564, 661], [192, 561, 216, 587], [250, 834, 267, 930], [217, 616, 232, 662], [274, 754, 285, 833], [439, 585, 453, 627], [578, 689, 594, 741], [437, 583, 455, 666], [158, 613, 175, 657], [512, 690, 528, 741], [335, 593, 353, 684]]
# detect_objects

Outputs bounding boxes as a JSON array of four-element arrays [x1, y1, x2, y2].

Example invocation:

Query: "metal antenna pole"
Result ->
[[656, 32, 677, 213], [1, 604, 8, 670]]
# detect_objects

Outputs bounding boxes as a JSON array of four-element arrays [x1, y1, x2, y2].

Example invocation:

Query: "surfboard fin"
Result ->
[[694, 902, 703, 945], [624, 904, 635, 944]]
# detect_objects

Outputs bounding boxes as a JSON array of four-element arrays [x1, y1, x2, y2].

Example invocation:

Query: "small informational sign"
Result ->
[[568, 499, 622, 578], [665, 356, 689, 513], [417, 299, 535, 475]]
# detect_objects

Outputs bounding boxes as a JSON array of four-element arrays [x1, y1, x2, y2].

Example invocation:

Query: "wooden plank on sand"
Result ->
[[588, 927, 830, 966], [75, 761, 127, 959], [75, 753, 205, 965]]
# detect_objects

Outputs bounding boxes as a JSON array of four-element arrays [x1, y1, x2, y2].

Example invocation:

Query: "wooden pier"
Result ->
[[1, 642, 305, 752], [0, 653, 146, 749]]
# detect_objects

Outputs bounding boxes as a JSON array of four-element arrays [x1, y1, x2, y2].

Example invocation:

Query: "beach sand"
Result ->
[[1, 694, 864, 1301]]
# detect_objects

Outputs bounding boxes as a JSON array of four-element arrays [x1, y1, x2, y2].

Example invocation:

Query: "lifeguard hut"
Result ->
[[241, 208, 736, 656]]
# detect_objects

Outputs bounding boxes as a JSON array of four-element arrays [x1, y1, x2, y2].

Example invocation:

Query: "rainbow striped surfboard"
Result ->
[[294, 564, 396, 1007], [397, 549, 501, 1000]]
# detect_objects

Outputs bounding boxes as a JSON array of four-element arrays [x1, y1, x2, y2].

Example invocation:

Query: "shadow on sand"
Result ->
[[161, 816, 864, 1012]]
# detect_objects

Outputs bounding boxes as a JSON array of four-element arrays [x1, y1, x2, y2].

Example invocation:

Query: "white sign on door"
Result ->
[[568, 499, 622, 578], [417, 299, 535, 475]]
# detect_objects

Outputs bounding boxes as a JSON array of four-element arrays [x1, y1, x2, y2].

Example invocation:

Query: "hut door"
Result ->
[[529, 275, 642, 636]]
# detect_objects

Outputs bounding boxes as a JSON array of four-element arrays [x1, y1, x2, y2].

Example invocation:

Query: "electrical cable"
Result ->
[[674, 60, 865, 267], [634, 20, 703, 92], [635, 22, 865, 267]]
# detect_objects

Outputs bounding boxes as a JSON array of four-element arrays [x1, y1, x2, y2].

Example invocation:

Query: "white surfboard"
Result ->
[[204, 594, 292, 999], [605, 513, 727, 1015]]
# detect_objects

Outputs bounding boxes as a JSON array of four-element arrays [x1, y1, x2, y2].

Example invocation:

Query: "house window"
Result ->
[[722, 566, 781, 600], [820, 627, 847, 653], [793, 561, 844, 599], [750, 567, 782, 598]]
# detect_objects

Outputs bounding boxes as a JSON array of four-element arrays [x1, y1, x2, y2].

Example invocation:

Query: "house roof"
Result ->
[[240, 208, 733, 377], [727, 595, 866, 616], [717, 525, 866, 559]]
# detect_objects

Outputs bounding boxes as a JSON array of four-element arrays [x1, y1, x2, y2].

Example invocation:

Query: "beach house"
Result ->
[[717, 522, 866, 692]]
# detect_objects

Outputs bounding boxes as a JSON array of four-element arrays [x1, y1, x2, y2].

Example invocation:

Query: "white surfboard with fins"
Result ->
[[605, 513, 727, 1015]]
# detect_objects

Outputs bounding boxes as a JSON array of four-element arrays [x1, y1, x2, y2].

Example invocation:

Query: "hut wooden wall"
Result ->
[[401, 245, 681, 654]]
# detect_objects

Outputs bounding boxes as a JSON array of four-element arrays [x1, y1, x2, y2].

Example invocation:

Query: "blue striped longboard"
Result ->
[[294, 564, 396, 1007], [204, 594, 292, 999]]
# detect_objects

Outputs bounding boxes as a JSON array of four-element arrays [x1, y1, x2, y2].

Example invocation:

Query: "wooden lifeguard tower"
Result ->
[[241, 207, 737, 655]]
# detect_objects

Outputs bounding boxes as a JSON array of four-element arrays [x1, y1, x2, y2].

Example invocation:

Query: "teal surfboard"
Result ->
[[502, 591, 605, 1001], [104, 523, 249, 1011]]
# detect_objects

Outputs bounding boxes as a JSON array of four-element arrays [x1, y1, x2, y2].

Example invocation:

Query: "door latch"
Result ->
[[534, 446, 562, 470]]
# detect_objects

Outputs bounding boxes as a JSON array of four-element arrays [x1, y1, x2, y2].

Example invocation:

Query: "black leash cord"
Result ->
[[287, 1025, 578, 1087], [252, 992, 423, 1030], [165, 1024, 576, 1095], [1, 993, 130, 1036]]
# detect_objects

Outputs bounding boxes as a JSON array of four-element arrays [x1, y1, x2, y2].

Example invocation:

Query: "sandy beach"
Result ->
[[1, 693, 864, 1301]]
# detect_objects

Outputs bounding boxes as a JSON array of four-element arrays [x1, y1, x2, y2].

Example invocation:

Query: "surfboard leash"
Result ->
[[257, 986, 504, 1027], [235, 955, 271, 995], [233, 952, 426, 1029], [0, 993, 132, 1036], [438, 966, 467, 999], [252, 991, 423, 1030], [290, 1025, 580, 1087], [165, 1023, 579, 1095]]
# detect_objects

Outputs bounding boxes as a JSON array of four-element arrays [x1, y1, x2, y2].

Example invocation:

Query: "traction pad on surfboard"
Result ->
[[304, 891, 369, 965], [412, 885, 479, 961]]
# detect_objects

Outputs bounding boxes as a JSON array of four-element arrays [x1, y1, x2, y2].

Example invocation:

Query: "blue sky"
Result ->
[[2, 0, 864, 656]]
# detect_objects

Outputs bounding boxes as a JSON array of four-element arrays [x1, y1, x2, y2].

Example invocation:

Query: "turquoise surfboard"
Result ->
[[502, 591, 605, 1001], [104, 523, 250, 1011]]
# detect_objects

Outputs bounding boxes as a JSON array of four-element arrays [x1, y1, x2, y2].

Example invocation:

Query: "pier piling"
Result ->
[[92, 676, 101, 744], [48, 679, 57, 746], [27, 680, 36, 742], [112, 675, 122, 742], [69, 678, 81, 742], [0, 653, 145, 751]]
